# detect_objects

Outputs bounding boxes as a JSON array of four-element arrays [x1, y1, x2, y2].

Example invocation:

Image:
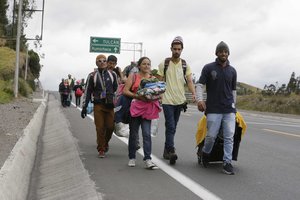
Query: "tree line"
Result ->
[[262, 72, 300, 96]]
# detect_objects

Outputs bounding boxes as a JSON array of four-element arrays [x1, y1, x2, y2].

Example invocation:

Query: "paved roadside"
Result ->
[[27, 93, 102, 200]]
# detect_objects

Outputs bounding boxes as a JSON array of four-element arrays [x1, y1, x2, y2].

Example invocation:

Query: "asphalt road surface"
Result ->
[[30, 93, 300, 200]]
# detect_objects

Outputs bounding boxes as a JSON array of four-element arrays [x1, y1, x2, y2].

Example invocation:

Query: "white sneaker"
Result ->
[[144, 159, 159, 170], [128, 159, 136, 167]]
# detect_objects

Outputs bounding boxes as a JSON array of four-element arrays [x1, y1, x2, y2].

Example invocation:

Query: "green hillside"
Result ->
[[0, 47, 35, 103], [236, 82, 261, 95]]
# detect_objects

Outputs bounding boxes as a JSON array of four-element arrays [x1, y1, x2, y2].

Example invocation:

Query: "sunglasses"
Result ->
[[97, 60, 106, 63]]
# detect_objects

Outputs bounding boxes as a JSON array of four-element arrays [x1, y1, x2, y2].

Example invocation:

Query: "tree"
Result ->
[[287, 72, 297, 93], [296, 76, 300, 95], [0, 0, 9, 36], [262, 84, 276, 96], [28, 49, 41, 78]]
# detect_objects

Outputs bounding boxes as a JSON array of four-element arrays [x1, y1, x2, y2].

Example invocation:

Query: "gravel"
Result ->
[[0, 91, 42, 168]]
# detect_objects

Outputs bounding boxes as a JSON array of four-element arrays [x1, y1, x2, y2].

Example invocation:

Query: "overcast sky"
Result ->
[[22, 0, 300, 91]]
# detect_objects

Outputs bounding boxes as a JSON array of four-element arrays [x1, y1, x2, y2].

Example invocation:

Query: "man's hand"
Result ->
[[81, 107, 87, 118], [197, 101, 206, 112]]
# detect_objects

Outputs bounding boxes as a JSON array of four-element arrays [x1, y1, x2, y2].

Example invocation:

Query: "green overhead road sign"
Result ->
[[90, 37, 121, 54]]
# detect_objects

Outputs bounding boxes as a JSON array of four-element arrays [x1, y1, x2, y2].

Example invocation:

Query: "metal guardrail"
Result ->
[[185, 92, 206, 103]]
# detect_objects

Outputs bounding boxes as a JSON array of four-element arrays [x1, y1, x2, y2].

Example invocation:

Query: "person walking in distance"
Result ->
[[156, 36, 196, 165], [67, 74, 75, 102], [196, 41, 237, 175], [81, 54, 118, 158], [73, 80, 83, 107]]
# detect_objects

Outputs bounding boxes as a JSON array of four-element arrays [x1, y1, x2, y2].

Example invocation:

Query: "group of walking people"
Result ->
[[58, 74, 85, 107], [80, 36, 237, 175]]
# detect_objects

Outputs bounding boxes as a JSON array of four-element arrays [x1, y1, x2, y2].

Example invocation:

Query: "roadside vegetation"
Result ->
[[0, 0, 42, 103], [236, 74, 300, 115]]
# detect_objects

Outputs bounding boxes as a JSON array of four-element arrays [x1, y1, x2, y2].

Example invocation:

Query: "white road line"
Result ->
[[76, 105, 222, 200], [246, 122, 300, 128], [117, 137, 222, 200], [263, 129, 300, 138]]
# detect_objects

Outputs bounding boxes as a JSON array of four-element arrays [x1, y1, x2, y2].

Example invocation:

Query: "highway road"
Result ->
[[30, 93, 300, 200]]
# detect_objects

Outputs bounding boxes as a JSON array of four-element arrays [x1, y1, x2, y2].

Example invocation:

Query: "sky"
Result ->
[[20, 0, 300, 91]]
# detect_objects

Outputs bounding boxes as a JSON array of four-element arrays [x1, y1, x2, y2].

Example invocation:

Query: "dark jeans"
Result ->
[[128, 116, 151, 160], [162, 104, 182, 151], [75, 96, 81, 107]]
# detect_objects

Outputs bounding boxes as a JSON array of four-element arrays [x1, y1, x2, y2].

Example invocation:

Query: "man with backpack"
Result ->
[[81, 54, 118, 158], [157, 36, 196, 165]]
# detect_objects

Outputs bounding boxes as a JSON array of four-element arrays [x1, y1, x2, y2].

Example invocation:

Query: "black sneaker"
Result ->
[[223, 163, 235, 175], [163, 148, 170, 160], [169, 149, 178, 165], [201, 152, 210, 168]]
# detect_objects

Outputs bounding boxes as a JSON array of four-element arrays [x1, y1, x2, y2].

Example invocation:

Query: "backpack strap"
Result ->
[[181, 59, 187, 83], [164, 58, 187, 83], [164, 58, 171, 82], [107, 70, 115, 83], [93, 70, 115, 88]]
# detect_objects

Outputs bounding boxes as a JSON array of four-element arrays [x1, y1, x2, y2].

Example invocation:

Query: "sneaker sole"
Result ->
[[147, 166, 159, 170], [222, 169, 234, 175]]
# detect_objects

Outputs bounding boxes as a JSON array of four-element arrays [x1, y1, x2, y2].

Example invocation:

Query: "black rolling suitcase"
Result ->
[[197, 122, 243, 164]]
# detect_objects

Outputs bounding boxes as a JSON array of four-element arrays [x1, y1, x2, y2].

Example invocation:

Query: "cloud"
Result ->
[[22, 0, 299, 90]]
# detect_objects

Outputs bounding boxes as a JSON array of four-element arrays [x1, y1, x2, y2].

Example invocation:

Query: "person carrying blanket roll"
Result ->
[[123, 57, 164, 170]]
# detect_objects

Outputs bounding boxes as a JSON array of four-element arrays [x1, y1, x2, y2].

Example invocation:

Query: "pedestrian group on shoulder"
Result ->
[[75, 36, 244, 175]]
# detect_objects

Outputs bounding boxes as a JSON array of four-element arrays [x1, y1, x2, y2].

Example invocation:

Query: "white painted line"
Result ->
[[116, 137, 222, 200], [247, 122, 300, 128], [263, 129, 300, 138], [75, 104, 222, 200]]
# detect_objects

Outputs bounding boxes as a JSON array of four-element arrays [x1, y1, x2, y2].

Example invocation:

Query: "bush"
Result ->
[[0, 79, 13, 103], [18, 78, 32, 97]]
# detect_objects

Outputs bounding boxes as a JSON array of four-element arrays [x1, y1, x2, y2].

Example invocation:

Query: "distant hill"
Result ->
[[236, 82, 261, 95]]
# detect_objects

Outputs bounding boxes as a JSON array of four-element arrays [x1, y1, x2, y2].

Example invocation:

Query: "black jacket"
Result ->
[[82, 68, 118, 109]]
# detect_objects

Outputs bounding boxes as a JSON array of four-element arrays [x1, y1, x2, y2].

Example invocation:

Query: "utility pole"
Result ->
[[14, 0, 23, 97]]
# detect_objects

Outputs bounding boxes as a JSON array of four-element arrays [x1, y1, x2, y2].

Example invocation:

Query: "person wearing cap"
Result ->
[[195, 41, 237, 175], [67, 74, 75, 102], [81, 54, 118, 158], [156, 36, 196, 165]]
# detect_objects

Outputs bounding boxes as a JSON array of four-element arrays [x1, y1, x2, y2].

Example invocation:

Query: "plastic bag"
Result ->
[[151, 118, 159, 137], [86, 101, 94, 114], [114, 122, 129, 137]]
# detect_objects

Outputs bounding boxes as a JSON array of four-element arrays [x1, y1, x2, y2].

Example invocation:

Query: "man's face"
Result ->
[[107, 60, 117, 70], [171, 44, 183, 59], [96, 58, 107, 69], [216, 49, 229, 63]]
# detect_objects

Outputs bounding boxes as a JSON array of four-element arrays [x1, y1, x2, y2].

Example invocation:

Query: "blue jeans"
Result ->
[[128, 116, 152, 160], [202, 113, 235, 163], [162, 104, 182, 151]]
